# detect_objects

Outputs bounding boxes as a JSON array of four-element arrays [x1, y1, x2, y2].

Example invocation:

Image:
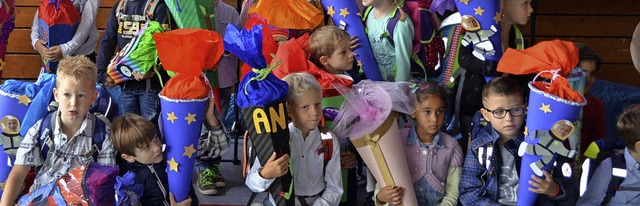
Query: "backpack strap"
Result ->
[[116, 0, 128, 19], [37, 112, 57, 162], [143, 0, 161, 20], [604, 153, 627, 204], [88, 114, 109, 161], [318, 125, 333, 169], [362, 6, 401, 47]]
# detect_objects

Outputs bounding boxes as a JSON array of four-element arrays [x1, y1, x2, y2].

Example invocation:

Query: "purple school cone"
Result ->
[[320, 0, 382, 81], [160, 96, 207, 201], [455, 0, 502, 62], [516, 79, 586, 206]]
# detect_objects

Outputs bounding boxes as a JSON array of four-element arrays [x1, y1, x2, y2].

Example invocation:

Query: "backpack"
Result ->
[[362, 0, 444, 80], [35, 112, 109, 170], [436, 13, 464, 89], [579, 138, 632, 204], [115, 0, 161, 38]]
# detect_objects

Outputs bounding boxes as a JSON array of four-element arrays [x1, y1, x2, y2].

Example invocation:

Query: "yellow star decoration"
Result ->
[[459, 0, 470, 5], [184, 113, 197, 125], [357, 60, 363, 68], [340, 7, 350, 18], [540, 103, 552, 114], [183, 144, 196, 158], [168, 158, 179, 172], [327, 6, 336, 17], [18, 94, 31, 106], [493, 12, 502, 24], [524, 126, 528, 136], [474, 6, 485, 16], [166, 112, 178, 124], [0, 58, 5, 71]]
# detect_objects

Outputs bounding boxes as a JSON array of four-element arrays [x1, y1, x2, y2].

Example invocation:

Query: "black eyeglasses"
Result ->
[[484, 106, 526, 119]]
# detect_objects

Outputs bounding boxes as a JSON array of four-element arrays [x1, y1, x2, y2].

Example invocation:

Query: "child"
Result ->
[[96, 0, 170, 121], [309, 25, 359, 205], [192, 0, 239, 196], [456, 0, 533, 153], [309, 26, 356, 76], [31, 0, 100, 63], [0, 56, 116, 205], [374, 81, 463, 206], [245, 72, 343, 205], [111, 113, 196, 206], [459, 77, 576, 205], [362, 0, 414, 82], [575, 43, 606, 158], [577, 104, 640, 205]]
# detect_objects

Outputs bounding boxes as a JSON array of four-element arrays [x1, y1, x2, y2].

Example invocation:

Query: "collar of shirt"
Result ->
[[624, 148, 640, 171], [406, 124, 444, 149], [52, 111, 94, 140]]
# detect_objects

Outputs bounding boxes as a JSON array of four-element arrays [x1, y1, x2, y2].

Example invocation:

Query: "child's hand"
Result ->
[[205, 94, 219, 128], [260, 152, 289, 179], [45, 46, 63, 62], [340, 151, 356, 169], [169, 192, 192, 206], [35, 40, 47, 59], [528, 171, 560, 196], [104, 76, 117, 87], [377, 185, 404, 205], [350, 36, 360, 50]]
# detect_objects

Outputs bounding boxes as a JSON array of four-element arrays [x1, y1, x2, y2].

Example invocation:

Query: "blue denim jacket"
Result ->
[[459, 121, 577, 206]]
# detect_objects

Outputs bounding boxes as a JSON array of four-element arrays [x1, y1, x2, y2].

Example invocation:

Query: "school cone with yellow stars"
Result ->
[[154, 28, 224, 202]]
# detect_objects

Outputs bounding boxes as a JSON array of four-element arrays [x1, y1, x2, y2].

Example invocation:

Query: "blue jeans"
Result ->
[[104, 85, 124, 117], [120, 88, 160, 122]]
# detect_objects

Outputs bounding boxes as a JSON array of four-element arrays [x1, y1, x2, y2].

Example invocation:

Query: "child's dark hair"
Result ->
[[575, 43, 601, 72], [412, 80, 447, 105], [111, 114, 158, 156], [481, 77, 523, 106], [616, 104, 640, 151]]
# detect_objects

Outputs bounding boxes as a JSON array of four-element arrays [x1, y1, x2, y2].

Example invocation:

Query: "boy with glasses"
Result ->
[[460, 77, 576, 205]]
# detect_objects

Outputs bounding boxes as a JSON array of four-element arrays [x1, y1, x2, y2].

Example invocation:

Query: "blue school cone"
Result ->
[[37, 0, 80, 73], [517, 78, 586, 206], [320, 0, 382, 81], [455, 0, 502, 62], [0, 80, 34, 198], [160, 96, 207, 201]]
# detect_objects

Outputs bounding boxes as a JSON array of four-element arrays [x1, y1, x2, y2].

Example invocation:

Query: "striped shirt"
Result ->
[[14, 111, 115, 191]]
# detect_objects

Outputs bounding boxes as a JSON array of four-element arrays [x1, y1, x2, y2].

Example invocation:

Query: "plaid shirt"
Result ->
[[14, 111, 116, 191], [196, 124, 229, 159], [459, 122, 576, 206]]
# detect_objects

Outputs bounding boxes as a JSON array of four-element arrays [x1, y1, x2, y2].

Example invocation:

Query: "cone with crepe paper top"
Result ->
[[154, 28, 224, 202], [0, 0, 15, 79], [107, 21, 164, 84], [498, 40, 585, 206], [164, 0, 215, 30], [240, 17, 278, 80], [37, 0, 80, 73], [248, 0, 323, 30], [455, 0, 502, 62], [332, 80, 418, 206], [225, 24, 293, 206], [320, 0, 382, 81], [0, 78, 47, 198]]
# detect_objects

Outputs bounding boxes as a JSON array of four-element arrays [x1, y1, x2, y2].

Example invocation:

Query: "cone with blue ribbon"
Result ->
[[154, 28, 224, 202]]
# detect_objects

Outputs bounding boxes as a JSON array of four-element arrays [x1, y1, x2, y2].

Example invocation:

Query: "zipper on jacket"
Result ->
[[149, 165, 170, 206]]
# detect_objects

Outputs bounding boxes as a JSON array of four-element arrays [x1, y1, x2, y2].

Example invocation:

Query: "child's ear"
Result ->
[[480, 108, 491, 122], [121, 153, 136, 163], [410, 111, 417, 119], [53, 87, 59, 102], [319, 56, 329, 66]]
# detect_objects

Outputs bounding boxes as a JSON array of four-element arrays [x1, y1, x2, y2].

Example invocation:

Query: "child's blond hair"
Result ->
[[617, 104, 640, 151], [56, 56, 97, 88], [282, 72, 321, 105], [309, 26, 351, 64], [111, 114, 158, 156]]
